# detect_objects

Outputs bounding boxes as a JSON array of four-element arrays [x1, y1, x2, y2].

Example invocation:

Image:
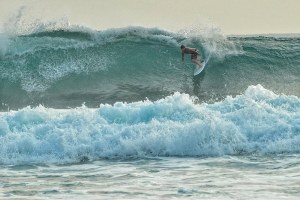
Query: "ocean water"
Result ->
[[0, 23, 300, 199]]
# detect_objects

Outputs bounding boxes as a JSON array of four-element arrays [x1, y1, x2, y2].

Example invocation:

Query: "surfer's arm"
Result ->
[[182, 52, 184, 63]]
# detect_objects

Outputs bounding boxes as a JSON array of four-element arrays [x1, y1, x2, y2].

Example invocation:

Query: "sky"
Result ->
[[0, 0, 300, 35]]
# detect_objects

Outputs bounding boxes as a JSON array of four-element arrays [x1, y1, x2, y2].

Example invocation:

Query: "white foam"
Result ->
[[0, 85, 299, 165]]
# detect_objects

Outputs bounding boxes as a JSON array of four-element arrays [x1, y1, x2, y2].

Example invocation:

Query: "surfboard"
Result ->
[[193, 54, 211, 76]]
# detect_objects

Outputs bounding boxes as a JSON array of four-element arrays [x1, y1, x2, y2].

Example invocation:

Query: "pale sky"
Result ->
[[0, 0, 300, 35]]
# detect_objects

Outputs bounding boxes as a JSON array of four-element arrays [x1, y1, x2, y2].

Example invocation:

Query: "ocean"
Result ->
[[0, 25, 300, 199]]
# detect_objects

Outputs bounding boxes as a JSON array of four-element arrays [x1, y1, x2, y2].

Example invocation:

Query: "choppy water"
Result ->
[[1, 156, 300, 200]]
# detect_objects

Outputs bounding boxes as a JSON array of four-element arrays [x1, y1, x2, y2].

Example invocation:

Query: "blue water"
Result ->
[[0, 22, 300, 199]]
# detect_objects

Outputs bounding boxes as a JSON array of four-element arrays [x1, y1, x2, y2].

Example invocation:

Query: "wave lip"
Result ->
[[0, 85, 299, 165]]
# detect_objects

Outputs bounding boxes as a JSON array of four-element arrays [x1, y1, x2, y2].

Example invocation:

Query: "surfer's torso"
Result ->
[[182, 47, 198, 59]]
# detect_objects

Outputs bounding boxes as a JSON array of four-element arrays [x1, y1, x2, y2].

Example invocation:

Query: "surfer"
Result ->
[[181, 45, 202, 67]]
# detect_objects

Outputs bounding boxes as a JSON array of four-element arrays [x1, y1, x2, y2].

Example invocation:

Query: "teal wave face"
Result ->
[[0, 27, 300, 110]]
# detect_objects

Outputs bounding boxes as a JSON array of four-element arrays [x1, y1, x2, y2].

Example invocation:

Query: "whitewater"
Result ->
[[0, 23, 300, 199]]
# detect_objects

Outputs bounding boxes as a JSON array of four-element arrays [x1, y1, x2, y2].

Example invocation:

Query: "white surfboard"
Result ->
[[193, 54, 211, 76]]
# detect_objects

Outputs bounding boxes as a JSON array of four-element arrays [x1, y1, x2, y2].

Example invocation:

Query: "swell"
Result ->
[[0, 27, 300, 110]]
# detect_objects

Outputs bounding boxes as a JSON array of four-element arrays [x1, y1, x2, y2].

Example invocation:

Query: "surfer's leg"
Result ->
[[192, 59, 202, 67]]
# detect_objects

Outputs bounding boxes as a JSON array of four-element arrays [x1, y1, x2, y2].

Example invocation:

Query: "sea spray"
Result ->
[[178, 23, 243, 60], [0, 33, 10, 56]]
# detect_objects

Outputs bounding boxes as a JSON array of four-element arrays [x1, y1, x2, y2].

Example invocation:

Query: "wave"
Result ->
[[0, 85, 299, 165], [0, 24, 300, 110]]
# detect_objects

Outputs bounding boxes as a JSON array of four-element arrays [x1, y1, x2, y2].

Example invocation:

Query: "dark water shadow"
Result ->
[[192, 70, 206, 99]]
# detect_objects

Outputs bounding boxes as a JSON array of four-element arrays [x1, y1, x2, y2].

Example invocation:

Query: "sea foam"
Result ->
[[0, 85, 299, 165]]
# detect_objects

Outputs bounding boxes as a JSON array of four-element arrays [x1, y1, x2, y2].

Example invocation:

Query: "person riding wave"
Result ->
[[181, 45, 202, 67]]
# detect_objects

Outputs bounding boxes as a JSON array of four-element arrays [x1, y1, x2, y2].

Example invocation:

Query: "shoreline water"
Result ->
[[1, 155, 300, 199]]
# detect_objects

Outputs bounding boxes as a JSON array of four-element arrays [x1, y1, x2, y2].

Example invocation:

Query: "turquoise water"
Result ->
[[1, 27, 299, 109], [0, 25, 300, 199]]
